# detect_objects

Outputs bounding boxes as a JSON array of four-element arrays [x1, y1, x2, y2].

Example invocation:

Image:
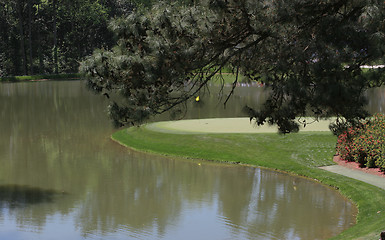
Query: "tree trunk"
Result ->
[[28, 0, 33, 75], [17, 0, 27, 75], [37, 28, 43, 73], [35, 3, 43, 73], [53, 0, 58, 74]]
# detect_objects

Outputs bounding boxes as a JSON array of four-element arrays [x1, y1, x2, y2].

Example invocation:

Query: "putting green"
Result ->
[[146, 117, 335, 134], [145, 117, 385, 191]]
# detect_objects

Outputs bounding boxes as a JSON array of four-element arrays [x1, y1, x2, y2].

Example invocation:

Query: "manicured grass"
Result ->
[[0, 73, 82, 82], [113, 126, 385, 240]]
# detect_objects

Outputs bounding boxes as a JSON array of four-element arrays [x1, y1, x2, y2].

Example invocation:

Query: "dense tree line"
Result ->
[[0, 0, 166, 77]]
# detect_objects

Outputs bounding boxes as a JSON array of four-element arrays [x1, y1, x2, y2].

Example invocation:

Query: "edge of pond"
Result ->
[[111, 121, 385, 240], [111, 130, 317, 180], [0, 73, 82, 82]]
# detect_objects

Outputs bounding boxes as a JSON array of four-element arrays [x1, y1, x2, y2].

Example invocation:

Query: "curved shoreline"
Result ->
[[113, 119, 385, 239]]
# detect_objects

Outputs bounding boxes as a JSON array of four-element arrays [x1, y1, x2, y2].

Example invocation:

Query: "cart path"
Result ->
[[320, 165, 385, 190]]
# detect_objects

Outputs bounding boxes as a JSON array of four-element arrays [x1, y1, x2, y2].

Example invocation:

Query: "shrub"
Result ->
[[336, 114, 385, 171]]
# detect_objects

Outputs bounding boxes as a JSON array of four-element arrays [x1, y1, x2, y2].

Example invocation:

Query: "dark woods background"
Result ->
[[0, 0, 188, 77]]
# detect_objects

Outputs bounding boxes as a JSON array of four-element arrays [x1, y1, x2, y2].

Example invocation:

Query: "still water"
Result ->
[[0, 80, 361, 239]]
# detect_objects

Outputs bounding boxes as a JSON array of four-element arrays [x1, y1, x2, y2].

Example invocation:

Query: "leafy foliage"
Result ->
[[336, 113, 385, 171], [81, 0, 385, 132]]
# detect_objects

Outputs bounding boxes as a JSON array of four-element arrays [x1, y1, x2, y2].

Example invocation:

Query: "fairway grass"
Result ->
[[112, 125, 385, 240]]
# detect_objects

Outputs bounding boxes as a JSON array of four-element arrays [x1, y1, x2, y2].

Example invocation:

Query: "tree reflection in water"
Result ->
[[0, 81, 364, 239], [0, 185, 63, 208]]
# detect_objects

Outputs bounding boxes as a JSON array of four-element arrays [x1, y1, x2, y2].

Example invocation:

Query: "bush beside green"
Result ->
[[336, 114, 385, 171]]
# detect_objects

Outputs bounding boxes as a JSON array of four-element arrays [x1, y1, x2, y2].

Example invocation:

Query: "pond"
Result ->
[[0, 80, 365, 239]]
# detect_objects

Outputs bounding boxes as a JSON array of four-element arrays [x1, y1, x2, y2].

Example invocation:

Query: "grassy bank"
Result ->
[[0, 73, 81, 82], [113, 126, 385, 239]]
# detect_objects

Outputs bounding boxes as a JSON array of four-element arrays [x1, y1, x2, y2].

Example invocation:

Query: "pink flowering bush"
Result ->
[[336, 114, 385, 171]]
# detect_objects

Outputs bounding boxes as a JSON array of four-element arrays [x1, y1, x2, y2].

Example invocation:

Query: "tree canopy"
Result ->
[[80, 0, 385, 133]]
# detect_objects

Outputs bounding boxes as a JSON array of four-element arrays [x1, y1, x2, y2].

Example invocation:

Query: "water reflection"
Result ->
[[0, 185, 62, 208], [156, 84, 270, 121], [0, 80, 360, 239]]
